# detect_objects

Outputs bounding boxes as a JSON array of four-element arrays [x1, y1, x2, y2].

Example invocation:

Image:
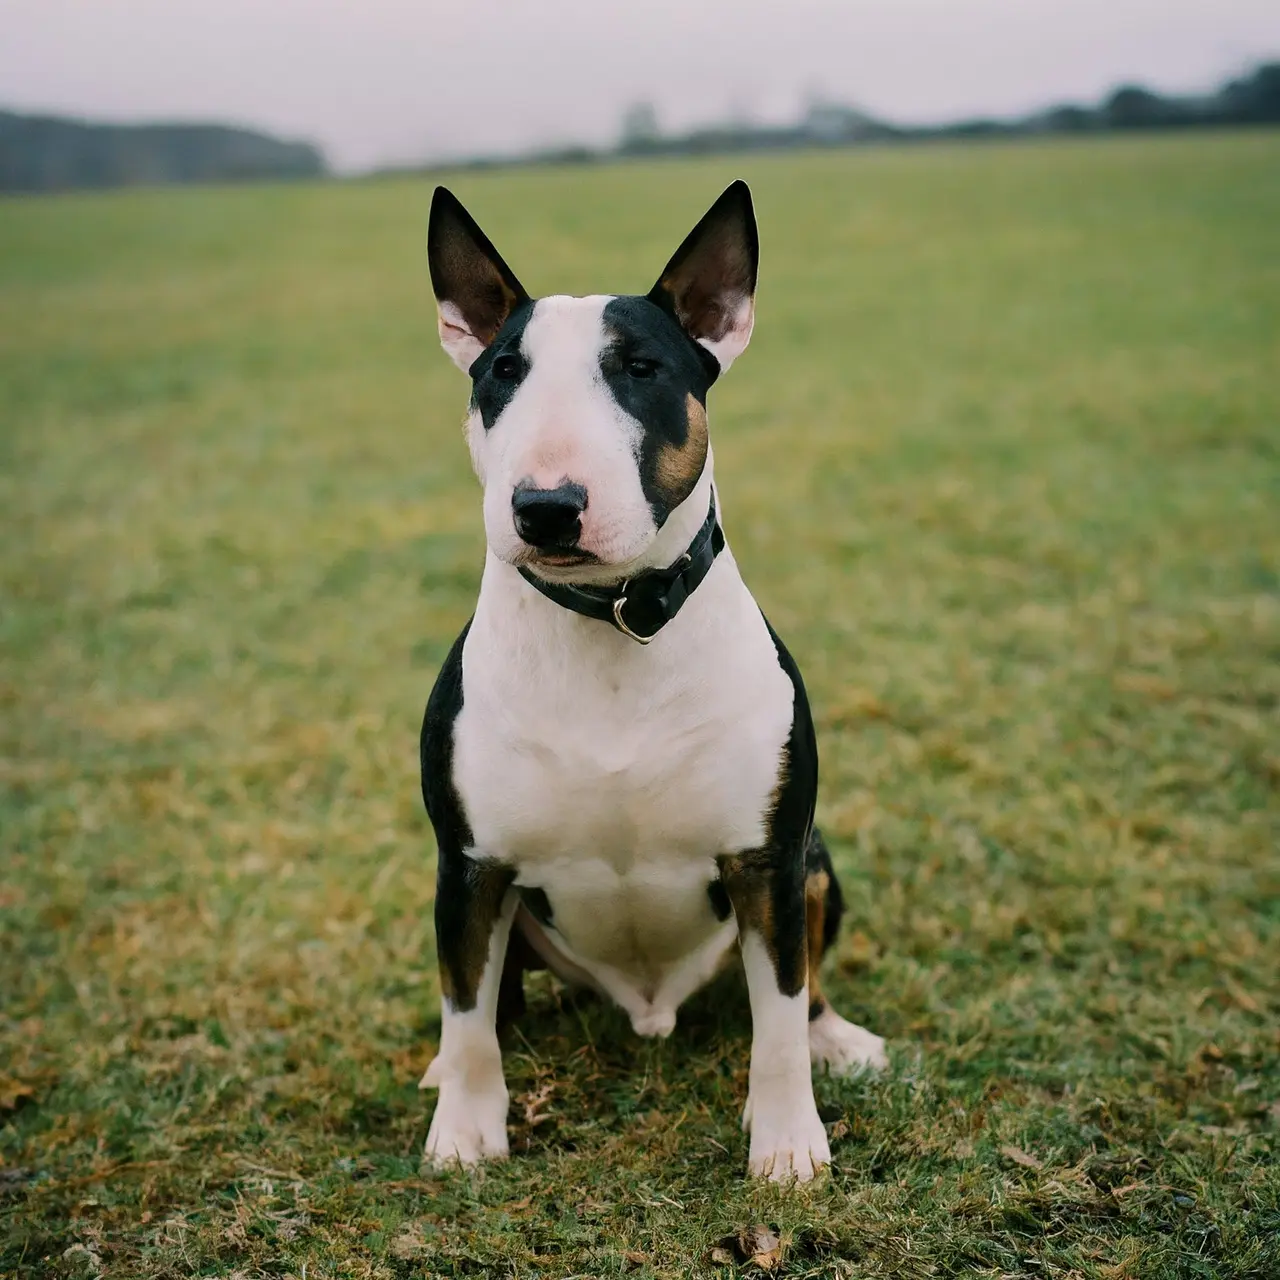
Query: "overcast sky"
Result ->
[[2, 1, 1277, 172]]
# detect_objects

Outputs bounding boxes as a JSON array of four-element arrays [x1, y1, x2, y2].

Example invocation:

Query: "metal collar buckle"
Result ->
[[611, 594, 656, 644], [610, 552, 692, 644]]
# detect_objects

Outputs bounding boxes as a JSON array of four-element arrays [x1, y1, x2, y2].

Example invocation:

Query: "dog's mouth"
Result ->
[[519, 548, 601, 571]]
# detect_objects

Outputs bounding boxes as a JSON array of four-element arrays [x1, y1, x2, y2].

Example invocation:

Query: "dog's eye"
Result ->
[[492, 353, 523, 381], [626, 357, 659, 379]]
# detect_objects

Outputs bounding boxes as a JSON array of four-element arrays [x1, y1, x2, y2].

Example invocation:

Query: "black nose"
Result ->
[[512, 481, 588, 549]]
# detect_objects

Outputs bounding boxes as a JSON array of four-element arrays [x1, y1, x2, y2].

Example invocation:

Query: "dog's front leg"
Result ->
[[420, 852, 516, 1168], [719, 847, 830, 1183]]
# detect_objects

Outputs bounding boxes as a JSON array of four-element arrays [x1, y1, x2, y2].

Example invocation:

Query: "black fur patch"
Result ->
[[467, 300, 535, 429], [707, 877, 733, 922], [420, 620, 514, 1011], [419, 620, 474, 847], [759, 613, 820, 998], [518, 885, 554, 927], [600, 295, 718, 526], [715, 613, 820, 1001]]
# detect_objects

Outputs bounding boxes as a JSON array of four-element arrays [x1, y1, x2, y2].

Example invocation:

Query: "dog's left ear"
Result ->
[[428, 186, 531, 372], [647, 179, 758, 374]]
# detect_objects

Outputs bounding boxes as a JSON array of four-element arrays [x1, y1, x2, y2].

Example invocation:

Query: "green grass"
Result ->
[[2, 132, 1278, 1279]]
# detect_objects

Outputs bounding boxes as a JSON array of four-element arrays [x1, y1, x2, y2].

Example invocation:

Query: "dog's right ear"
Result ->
[[427, 187, 530, 373]]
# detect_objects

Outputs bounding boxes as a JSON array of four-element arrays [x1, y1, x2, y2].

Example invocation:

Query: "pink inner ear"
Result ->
[[694, 292, 755, 373], [437, 300, 488, 371], [438, 300, 481, 344], [439, 315, 472, 342]]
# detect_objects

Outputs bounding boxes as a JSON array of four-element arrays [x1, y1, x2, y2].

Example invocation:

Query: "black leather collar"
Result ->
[[517, 493, 724, 644]]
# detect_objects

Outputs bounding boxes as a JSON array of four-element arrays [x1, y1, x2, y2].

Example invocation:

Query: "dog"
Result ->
[[417, 180, 887, 1183]]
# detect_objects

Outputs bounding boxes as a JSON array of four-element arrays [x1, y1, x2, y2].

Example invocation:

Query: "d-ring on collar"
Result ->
[[517, 494, 724, 644]]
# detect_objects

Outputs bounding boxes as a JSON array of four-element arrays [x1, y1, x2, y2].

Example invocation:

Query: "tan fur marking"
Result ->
[[717, 845, 808, 999], [652, 393, 709, 509], [719, 851, 774, 942], [805, 868, 830, 1015], [438, 864, 512, 1009]]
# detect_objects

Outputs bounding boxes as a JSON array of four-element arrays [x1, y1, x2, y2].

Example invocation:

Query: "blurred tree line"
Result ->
[[611, 61, 1280, 158], [0, 113, 325, 193], [2, 61, 1275, 191]]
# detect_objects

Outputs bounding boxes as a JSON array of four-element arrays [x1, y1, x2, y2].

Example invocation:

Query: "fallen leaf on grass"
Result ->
[[520, 1080, 556, 1127], [711, 1224, 783, 1271], [1000, 1144, 1043, 1169], [744, 1225, 781, 1271]]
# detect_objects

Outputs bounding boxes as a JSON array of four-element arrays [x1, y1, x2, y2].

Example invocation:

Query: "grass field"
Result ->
[[2, 132, 1278, 1278]]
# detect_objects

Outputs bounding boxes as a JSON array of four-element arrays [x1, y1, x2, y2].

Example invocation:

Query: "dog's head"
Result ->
[[427, 182, 757, 584]]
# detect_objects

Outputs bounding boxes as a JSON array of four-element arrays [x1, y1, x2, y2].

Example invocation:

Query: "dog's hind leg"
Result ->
[[804, 830, 887, 1076], [420, 853, 517, 1168], [496, 911, 551, 1031]]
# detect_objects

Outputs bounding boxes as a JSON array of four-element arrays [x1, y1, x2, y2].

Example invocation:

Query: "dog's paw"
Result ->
[[630, 1006, 677, 1038], [423, 1082, 509, 1169], [744, 1096, 831, 1183], [809, 1009, 888, 1077]]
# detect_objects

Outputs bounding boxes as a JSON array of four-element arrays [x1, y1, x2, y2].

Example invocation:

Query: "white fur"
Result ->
[[437, 300, 488, 373], [421, 887, 517, 1167], [739, 934, 830, 1182], [520, 900, 740, 1038]]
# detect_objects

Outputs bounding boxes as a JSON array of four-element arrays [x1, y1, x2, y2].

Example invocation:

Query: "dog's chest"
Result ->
[[450, 562, 794, 973]]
